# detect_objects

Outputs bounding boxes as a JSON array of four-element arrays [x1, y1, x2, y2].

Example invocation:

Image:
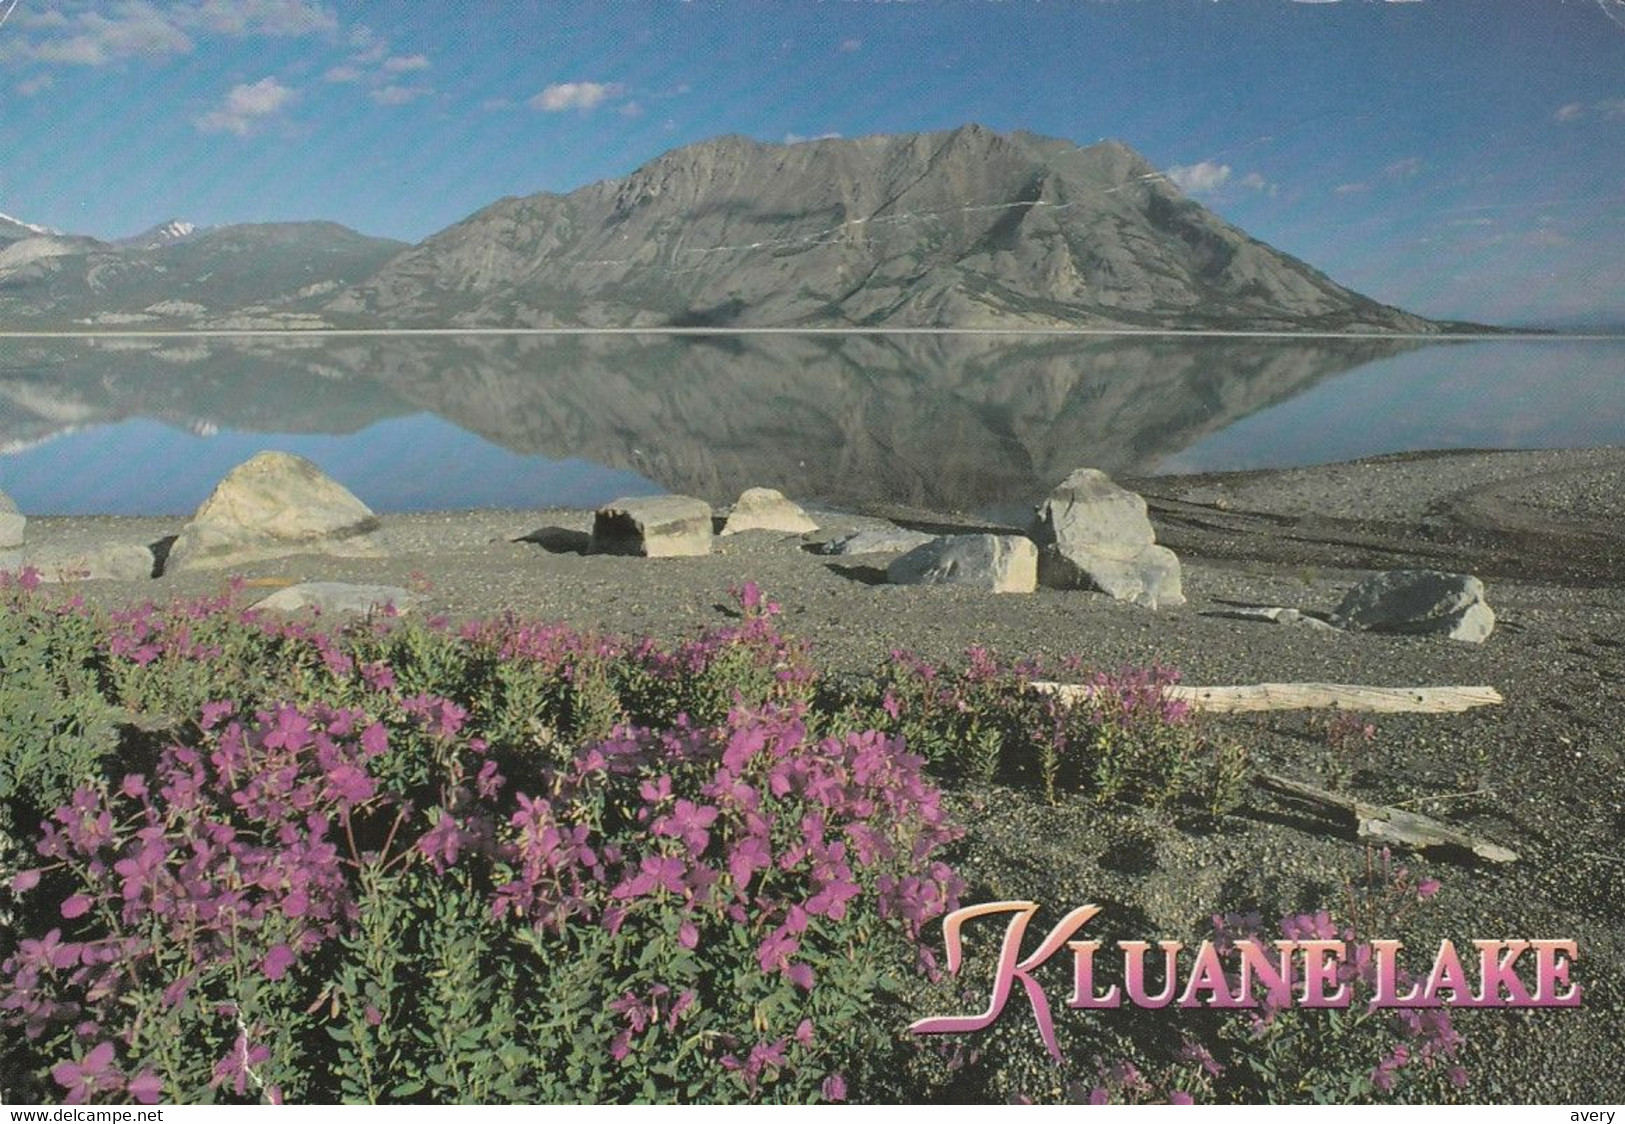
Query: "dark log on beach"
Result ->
[[1255, 772, 1520, 864]]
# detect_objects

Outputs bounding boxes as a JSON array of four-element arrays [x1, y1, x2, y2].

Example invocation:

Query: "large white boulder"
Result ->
[[1029, 468, 1184, 609], [720, 487, 819, 536], [164, 451, 385, 573], [0, 490, 23, 550]]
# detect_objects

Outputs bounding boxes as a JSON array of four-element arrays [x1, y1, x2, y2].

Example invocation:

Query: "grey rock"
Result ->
[[590, 495, 713, 558], [26, 542, 156, 583], [1218, 605, 1338, 632], [0, 490, 22, 550], [1030, 468, 1185, 609], [820, 527, 938, 556], [251, 581, 420, 616], [887, 534, 1037, 593], [721, 487, 819, 536], [164, 451, 386, 574], [1331, 570, 1496, 643]]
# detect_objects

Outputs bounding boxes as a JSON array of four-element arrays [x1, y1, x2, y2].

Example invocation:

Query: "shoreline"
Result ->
[[6, 445, 1625, 1098]]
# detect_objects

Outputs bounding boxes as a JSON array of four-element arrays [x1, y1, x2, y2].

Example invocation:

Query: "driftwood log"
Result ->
[[1257, 773, 1519, 864], [1030, 681, 1503, 715], [1029, 678, 1517, 862]]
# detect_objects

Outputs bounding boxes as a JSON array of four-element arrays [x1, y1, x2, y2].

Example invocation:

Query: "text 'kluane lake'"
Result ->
[[0, 332, 1620, 518]]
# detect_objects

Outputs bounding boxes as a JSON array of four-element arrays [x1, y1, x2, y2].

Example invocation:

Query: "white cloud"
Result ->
[[784, 131, 842, 145], [194, 76, 296, 135], [186, 0, 337, 37], [1334, 182, 1370, 195], [321, 35, 433, 105], [23, 2, 193, 66], [1554, 98, 1625, 123], [370, 84, 431, 106], [481, 97, 515, 112], [1384, 156, 1423, 178], [530, 81, 625, 112], [839, 37, 862, 52], [1235, 171, 1279, 196], [1166, 161, 1231, 195], [16, 75, 54, 96], [11, 0, 334, 67]]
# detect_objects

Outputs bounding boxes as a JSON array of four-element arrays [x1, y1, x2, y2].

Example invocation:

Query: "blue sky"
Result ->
[[1, 0, 1623, 327]]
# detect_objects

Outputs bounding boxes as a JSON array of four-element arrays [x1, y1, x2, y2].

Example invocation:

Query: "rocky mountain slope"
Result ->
[[331, 125, 1439, 332]]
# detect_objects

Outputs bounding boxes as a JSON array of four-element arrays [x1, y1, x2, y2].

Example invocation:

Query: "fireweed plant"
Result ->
[[0, 572, 1463, 1103]]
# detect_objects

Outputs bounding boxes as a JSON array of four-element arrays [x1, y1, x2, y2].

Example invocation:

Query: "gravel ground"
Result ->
[[10, 447, 1625, 1103]]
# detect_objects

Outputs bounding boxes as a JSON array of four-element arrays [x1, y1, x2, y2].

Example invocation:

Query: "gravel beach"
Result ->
[[12, 446, 1625, 1102]]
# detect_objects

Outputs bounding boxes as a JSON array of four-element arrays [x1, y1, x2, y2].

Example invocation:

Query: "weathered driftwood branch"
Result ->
[[1256, 773, 1519, 864], [1030, 681, 1503, 715]]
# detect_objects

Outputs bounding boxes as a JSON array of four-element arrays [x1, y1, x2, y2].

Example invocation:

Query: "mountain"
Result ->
[[114, 219, 199, 250], [330, 125, 1440, 332], [0, 221, 406, 330], [0, 211, 60, 243]]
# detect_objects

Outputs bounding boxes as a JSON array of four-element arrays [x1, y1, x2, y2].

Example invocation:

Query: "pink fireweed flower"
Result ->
[[475, 760, 504, 800], [359, 661, 396, 692], [1280, 909, 1338, 942], [18, 929, 82, 972], [756, 927, 799, 973], [1177, 1039, 1223, 1078], [419, 812, 470, 872], [127, 1071, 164, 1104], [52, 1041, 121, 1104], [262, 944, 296, 981], [653, 799, 718, 856], [667, 989, 697, 1030], [261, 705, 314, 753], [617, 854, 688, 899]]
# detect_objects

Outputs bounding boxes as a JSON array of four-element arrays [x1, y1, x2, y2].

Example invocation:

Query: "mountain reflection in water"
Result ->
[[0, 333, 1619, 516]]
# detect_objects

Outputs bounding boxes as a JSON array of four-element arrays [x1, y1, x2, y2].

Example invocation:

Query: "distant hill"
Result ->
[[0, 221, 406, 330], [331, 125, 1441, 332]]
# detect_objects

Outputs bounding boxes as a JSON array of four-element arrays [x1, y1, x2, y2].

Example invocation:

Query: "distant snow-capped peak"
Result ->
[[0, 210, 61, 236], [118, 218, 199, 249]]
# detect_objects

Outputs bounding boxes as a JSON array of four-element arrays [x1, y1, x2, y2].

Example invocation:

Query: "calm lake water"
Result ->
[[0, 333, 1620, 516]]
